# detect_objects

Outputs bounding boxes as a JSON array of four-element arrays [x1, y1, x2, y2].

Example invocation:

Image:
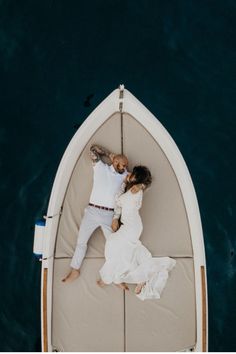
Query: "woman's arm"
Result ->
[[135, 190, 143, 209], [111, 181, 126, 231], [113, 181, 126, 220]]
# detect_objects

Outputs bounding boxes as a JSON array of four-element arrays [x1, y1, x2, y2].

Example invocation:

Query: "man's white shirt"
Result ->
[[89, 160, 128, 208]]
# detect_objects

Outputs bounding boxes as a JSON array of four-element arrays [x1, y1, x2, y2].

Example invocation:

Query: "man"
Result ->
[[62, 144, 143, 283]]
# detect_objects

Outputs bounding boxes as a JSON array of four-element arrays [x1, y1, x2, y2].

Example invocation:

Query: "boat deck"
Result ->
[[52, 257, 195, 351], [50, 112, 197, 351]]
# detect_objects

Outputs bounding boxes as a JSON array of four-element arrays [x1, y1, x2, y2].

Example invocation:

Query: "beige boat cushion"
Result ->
[[122, 113, 193, 257], [55, 113, 122, 258], [52, 258, 125, 352], [125, 257, 196, 352], [52, 257, 196, 352], [55, 112, 193, 258]]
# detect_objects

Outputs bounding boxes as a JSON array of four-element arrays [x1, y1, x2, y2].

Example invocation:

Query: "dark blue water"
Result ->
[[0, 0, 235, 351]]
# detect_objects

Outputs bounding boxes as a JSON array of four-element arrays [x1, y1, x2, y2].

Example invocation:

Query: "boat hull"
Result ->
[[40, 86, 208, 351]]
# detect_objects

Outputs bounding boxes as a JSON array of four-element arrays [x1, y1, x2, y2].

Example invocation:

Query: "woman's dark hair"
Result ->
[[126, 165, 152, 191]]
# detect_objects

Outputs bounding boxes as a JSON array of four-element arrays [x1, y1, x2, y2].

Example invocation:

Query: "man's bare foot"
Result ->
[[134, 282, 146, 294], [62, 269, 80, 283], [96, 279, 106, 288], [115, 282, 129, 291]]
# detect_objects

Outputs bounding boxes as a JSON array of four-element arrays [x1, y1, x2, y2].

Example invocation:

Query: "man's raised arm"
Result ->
[[89, 144, 115, 165]]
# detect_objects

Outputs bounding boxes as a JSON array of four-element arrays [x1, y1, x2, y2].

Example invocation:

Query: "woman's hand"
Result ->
[[124, 173, 131, 183], [130, 183, 145, 194], [112, 219, 120, 232]]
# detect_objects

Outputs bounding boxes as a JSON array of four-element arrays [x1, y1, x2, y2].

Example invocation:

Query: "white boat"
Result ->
[[34, 85, 208, 352]]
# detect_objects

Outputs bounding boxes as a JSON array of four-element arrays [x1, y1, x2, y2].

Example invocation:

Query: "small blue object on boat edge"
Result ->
[[35, 219, 46, 227]]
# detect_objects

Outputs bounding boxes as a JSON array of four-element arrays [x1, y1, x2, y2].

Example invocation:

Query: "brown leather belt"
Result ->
[[89, 203, 114, 211]]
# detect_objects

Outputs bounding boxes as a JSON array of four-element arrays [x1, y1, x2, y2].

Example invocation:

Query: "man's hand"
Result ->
[[130, 183, 145, 194], [90, 144, 115, 165], [111, 219, 119, 232], [109, 153, 115, 163]]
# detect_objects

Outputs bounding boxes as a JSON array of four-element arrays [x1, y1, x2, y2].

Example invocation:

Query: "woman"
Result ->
[[97, 166, 176, 300]]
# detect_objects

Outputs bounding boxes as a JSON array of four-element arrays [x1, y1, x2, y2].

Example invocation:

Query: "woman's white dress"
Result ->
[[99, 186, 176, 300]]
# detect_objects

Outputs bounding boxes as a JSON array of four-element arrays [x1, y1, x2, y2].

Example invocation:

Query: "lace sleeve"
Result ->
[[135, 190, 143, 210], [113, 181, 126, 220]]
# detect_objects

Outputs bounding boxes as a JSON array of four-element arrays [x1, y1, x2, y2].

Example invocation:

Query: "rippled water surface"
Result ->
[[0, 0, 235, 351]]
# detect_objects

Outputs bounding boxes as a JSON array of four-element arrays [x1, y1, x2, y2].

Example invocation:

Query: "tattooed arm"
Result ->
[[89, 144, 115, 165]]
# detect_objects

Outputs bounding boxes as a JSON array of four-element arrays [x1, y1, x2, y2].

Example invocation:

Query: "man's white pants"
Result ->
[[71, 205, 114, 269]]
